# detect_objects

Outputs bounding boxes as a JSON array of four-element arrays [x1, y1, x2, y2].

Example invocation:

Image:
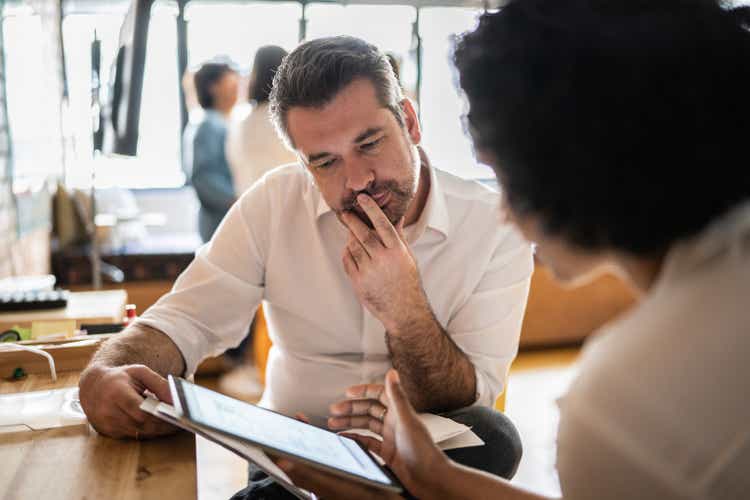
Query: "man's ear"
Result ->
[[400, 98, 421, 145]]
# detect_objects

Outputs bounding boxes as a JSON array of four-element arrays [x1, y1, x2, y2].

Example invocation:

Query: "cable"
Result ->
[[0, 343, 57, 381]]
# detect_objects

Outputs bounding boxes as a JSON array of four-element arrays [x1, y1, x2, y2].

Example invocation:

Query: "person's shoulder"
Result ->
[[197, 111, 227, 135], [260, 162, 305, 185], [434, 168, 500, 209], [238, 163, 305, 199], [433, 167, 505, 231]]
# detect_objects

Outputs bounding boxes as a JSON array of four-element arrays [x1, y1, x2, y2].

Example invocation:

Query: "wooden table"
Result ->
[[0, 371, 197, 500], [0, 290, 128, 332]]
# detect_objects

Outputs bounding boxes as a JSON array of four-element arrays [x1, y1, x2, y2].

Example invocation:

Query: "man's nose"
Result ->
[[344, 160, 375, 192]]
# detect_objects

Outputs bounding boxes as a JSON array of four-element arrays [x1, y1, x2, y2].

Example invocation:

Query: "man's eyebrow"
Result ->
[[353, 127, 383, 144], [307, 151, 334, 163], [305, 127, 384, 163]]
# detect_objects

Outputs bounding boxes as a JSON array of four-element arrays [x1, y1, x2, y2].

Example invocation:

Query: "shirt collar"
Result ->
[[312, 147, 451, 241]]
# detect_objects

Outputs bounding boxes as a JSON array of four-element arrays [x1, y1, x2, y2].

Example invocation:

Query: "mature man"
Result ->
[[79, 36, 533, 497]]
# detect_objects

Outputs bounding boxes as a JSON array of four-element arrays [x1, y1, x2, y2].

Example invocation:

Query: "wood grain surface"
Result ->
[[0, 372, 197, 500]]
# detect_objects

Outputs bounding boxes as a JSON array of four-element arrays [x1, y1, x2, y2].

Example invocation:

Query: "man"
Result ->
[[79, 36, 533, 497]]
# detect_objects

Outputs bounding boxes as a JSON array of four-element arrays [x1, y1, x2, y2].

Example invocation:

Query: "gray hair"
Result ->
[[269, 36, 405, 148]]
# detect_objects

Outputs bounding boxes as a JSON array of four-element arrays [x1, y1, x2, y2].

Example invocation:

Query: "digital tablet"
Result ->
[[169, 376, 402, 494]]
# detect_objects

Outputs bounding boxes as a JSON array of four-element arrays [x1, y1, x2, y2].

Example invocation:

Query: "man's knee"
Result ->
[[444, 405, 523, 479]]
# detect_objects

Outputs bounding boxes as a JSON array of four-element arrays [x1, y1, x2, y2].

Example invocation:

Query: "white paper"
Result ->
[[0, 387, 87, 432], [343, 412, 484, 451]]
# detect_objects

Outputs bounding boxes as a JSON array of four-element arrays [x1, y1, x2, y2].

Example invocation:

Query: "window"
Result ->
[[306, 4, 418, 99], [185, 1, 301, 120], [15, 1, 489, 189], [420, 7, 492, 180], [3, 6, 63, 184], [62, 3, 183, 189]]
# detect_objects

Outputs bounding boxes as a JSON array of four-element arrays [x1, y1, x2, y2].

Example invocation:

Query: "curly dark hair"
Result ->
[[454, 0, 750, 255]]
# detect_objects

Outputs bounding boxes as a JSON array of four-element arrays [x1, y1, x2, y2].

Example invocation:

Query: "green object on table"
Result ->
[[0, 330, 21, 342], [12, 367, 26, 380], [1, 325, 32, 341]]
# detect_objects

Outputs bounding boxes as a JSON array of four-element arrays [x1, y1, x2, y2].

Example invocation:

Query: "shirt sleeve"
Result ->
[[447, 226, 533, 408], [135, 181, 270, 375], [191, 122, 236, 213]]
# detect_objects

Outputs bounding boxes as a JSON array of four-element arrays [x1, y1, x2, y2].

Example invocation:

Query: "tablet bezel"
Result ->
[[169, 376, 403, 494]]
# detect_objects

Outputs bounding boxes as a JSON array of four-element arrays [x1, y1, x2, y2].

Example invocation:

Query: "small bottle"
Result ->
[[123, 304, 137, 326]]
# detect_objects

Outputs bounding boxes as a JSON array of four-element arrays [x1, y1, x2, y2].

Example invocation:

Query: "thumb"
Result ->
[[385, 369, 414, 420], [128, 365, 173, 404], [396, 217, 406, 239]]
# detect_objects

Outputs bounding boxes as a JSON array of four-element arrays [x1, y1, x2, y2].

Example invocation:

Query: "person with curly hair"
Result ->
[[279, 1, 750, 499]]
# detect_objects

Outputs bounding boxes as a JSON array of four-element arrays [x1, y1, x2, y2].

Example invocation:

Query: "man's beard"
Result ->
[[339, 179, 414, 228]]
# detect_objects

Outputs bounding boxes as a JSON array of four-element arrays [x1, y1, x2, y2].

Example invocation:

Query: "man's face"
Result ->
[[286, 78, 421, 227]]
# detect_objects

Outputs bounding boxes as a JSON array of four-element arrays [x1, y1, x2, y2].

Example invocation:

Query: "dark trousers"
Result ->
[[230, 405, 522, 499]]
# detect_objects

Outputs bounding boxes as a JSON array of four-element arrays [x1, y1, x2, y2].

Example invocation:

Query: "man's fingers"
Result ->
[[396, 217, 406, 239], [126, 365, 172, 404], [347, 234, 370, 267], [115, 395, 176, 438], [328, 415, 383, 434], [342, 247, 358, 274], [346, 383, 386, 404], [137, 415, 179, 438], [356, 194, 400, 248], [343, 211, 384, 255], [91, 404, 142, 439], [330, 399, 387, 419], [116, 394, 148, 426]]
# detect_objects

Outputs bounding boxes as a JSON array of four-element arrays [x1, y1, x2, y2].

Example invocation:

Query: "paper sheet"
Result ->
[[345, 412, 484, 451], [0, 387, 87, 432]]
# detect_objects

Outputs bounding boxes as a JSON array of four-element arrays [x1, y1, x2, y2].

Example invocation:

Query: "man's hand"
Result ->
[[341, 193, 431, 333], [328, 383, 388, 435], [78, 364, 178, 439]]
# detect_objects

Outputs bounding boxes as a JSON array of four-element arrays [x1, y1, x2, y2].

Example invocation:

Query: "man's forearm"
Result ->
[[386, 308, 476, 413], [86, 323, 186, 377]]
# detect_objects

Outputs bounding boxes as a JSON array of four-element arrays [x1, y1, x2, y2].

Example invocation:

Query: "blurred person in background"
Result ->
[[226, 45, 296, 195], [190, 60, 239, 242]]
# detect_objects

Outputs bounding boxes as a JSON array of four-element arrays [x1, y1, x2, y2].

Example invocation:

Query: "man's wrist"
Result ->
[[385, 296, 435, 336]]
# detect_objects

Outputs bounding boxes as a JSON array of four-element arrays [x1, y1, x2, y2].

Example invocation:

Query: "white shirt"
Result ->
[[225, 102, 297, 195], [557, 202, 750, 500], [137, 162, 533, 426]]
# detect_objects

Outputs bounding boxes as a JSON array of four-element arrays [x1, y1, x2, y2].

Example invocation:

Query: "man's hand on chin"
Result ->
[[340, 193, 431, 333]]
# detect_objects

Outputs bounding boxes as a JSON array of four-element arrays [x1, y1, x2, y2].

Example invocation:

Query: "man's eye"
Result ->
[[316, 159, 336, 169], [360, 138, 382, 151]]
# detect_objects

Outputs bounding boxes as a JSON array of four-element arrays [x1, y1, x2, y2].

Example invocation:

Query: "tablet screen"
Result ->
[[180, 380, 393, 486]]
